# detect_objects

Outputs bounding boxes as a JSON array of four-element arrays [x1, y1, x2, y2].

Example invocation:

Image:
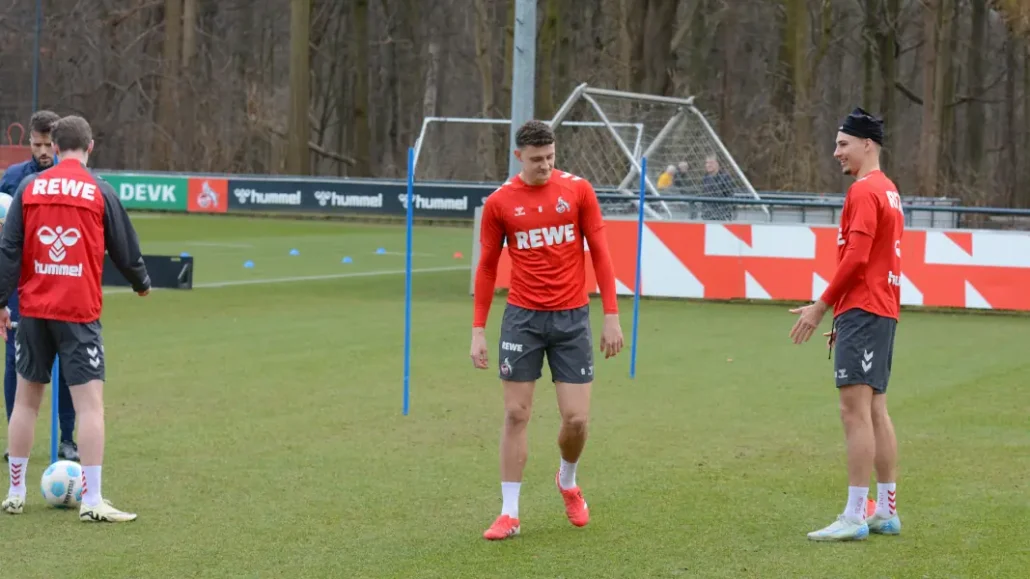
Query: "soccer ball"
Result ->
[[0, 192, 12, 226], [40, 460, 84, 508]]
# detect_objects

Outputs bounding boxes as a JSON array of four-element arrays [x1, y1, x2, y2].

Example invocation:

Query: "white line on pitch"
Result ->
[[102, 265, 468, 294], [375, 250, 437, 257], [182, 241, 255, 248]]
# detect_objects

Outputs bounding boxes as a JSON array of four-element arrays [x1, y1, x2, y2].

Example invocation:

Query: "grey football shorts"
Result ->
[[497, 303, 594, 384], [15, 317, 106, 385], [832, 308, 897, 394]]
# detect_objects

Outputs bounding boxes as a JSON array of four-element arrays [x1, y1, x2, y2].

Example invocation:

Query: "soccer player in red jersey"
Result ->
[[470, 120, 624, 540], [0, 116, 151, 522], [789, 108, 904, 541]]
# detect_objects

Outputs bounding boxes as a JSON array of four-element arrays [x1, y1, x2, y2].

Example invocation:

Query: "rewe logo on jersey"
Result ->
[[31, 178, 97, 201], [514, 223, 576, 250], [34, 225, 83, 277], [886, 190, 903, 214]]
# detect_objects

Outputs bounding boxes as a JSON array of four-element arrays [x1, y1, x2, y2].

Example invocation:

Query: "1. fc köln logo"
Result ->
[[37, 225, 81, 262]]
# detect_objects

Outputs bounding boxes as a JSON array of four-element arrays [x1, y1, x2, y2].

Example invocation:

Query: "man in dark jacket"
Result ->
[[0, 110, 78, 463]]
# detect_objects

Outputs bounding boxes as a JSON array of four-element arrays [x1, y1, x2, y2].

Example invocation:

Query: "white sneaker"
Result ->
[[866, 512, 901, 535], [80, 499, 137, 523], [2, 493, 25, 514], [807, 514, 869, 541]]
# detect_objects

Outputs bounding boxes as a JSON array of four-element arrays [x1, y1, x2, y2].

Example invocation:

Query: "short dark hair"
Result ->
[[52, 115, 93, 152], [28, 110, 60, 135], [515, 120, 555, 148]]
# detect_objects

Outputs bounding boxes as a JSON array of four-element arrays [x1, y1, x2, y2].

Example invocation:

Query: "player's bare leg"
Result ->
[[867, 393, 900, 534], [808, 384, 875, 541], [3, 376, 45, 514], [554, 381, 591, 527], [484, 380, 534, 540], [69, 379, 135, 522]]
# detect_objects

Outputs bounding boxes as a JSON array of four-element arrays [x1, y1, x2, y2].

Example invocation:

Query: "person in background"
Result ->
[[0, 110, 78, 463], [657, 165, 677, 189], [700, 153, 735, 221]]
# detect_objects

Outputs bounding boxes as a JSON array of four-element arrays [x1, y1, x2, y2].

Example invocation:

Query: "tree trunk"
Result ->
[[1023, 42, 1030, 207], [336, 3, 352, 177], [619, 0, 640, 91], [785, 0, 812, 188], [718, 1, 736, 142], [918, 0, 939, 197], [286, 0, 311, 175], [558, 1, 577, 96], [472, 0, 497, 181], [863, 0, 878, 109], [153, 0, 182, 170], [773, 3, 794, 118], [350, 0, 371, 176], [1004, 33, 1017, 206], [966, 0, 987, 184], [535, 0, 557, 120], [423, 38, 440, 120], [179, 0, 197, 167], [378, 0, 398, 175], [688, 0, 708, 99], [181, 0, 196, 66], [497, 1, 514, 175], [878, 0, 899, 174], [639, 0, 678, 95], [936, 0, 955, 191]]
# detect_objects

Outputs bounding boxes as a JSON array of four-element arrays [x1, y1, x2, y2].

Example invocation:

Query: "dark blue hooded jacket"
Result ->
[[0, 155, 58, 321]]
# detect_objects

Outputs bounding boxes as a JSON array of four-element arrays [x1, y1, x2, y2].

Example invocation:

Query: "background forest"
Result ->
[[2, 0, 1029, 206]]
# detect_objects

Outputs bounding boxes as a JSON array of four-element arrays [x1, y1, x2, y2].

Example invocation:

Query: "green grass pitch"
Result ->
[[1, 213, 1028, 578]]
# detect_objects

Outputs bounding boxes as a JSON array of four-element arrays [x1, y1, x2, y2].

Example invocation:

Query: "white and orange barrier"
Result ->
[[483, 221, 1030, 312]]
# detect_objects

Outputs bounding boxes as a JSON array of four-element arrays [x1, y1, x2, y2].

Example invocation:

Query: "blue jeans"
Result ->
[[4, 334, 76, 443]]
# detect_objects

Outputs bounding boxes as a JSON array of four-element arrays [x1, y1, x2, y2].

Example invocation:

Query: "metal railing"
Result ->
[[594, 192, 1030, 231]]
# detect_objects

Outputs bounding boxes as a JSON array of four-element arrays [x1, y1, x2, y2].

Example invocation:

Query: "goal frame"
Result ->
[[411, 117, 647, 182]]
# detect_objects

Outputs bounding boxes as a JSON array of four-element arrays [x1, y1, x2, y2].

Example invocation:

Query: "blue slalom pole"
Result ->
[[403, 147, 414, 415], [629, 157, 647, 379], [50, 356, 59, 464]]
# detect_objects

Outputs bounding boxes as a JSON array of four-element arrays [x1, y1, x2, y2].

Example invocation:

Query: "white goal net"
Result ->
[[549, 83, 763, 220], [411, 83, 763, 221]]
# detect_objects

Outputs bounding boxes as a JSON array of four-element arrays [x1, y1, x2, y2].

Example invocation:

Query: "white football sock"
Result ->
[[8, 457, 27, 497], [845, 486, 868, 523], [558, 458, 578, 489], [876, 482, 896, 517], [82, 466, 102, 507], [501, 482, 520, 519]]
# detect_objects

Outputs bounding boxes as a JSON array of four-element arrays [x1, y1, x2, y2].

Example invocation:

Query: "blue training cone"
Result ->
[[289, 248, 300, 256], [376, 247, 386, 255], [243, 260, 254, 268], [180, 252, 190, 258], [341, 256, 353, 264]]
